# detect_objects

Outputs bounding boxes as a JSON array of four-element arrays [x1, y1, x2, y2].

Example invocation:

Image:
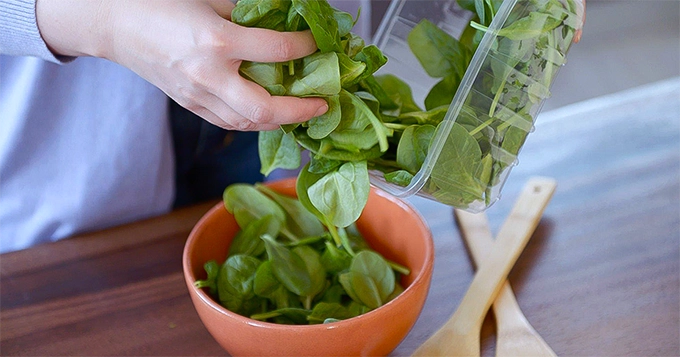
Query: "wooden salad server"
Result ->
[[455, 208, 558, 357], [412, 177, 557, 357]]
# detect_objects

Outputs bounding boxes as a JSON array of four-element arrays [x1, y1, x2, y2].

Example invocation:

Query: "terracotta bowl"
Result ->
[[183, 178, 434, 356]]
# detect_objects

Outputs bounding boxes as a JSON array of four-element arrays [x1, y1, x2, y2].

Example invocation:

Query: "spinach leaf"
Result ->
[[308, 156, 343, 174], [353, 45, 388, 78], [497, 11, 563, 40], [296, 163, 329, 224], [292, 245, 327, 302], [239, 61, 286, 96], [290, 0, 343, 53], [251, 307, 311, 324], [319, 283, 346, 304], [306, 95, 341, 140], [294, 129, 384, 162], [342, 33, 366, 58], [320, 240, 352, 274], [407, 19, 471, 79], [476, 0, 487, 25], [396, 124, 436, 174], [253, 260, 282, 298], [399, 105, 448, 126], [307, 302, 352, 324], [258, 129, 301, 176], [457, 0, 477, 12], [374, 74, 422, 114], [255, 184, 325, 238], [307, 161, 369, 228], [337, 53, 366, 88], [347, 301, 370, 317], [194, 260, 220, 296], [223, 184, 287, 232], [229, 215, 278, 257], [285, 52, 341, 97], [385, 282, 405, 303], [358, 75, 398, 111], [429, 123, 485, 206], [332, 90, 390, 152], [339, 251, 395, 309], [333, 8, 356, 37], [384, 170, 414, 186], [285, 3, 307, 32], [262, 234, 313, 297], [231, 0, 291, 28], [217, 255, 262, 315], [424, 72, 461, 110]]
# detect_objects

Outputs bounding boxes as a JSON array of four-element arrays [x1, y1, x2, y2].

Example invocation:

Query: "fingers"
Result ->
[[225, 23, 318, 63], [220, 74, 328, 129], [186, 92, 284, 131], [573, 0, 586, 43]]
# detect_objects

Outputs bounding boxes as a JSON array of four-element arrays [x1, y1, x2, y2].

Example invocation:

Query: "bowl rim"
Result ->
[[182, 181, 435, 331]]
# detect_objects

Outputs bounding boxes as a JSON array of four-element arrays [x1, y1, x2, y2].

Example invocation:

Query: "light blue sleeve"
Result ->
[[0, 0, 74, 63]]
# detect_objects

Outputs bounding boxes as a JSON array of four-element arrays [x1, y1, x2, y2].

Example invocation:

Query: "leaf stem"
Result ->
[[470, 21, 489, 33], [338, 227, 356, 256], [387, 260, 411, 275], [469, 116, 495, 136], [250, 311, 281, 321], [383, 122, 410, 131], [280, 227, 300, 242], [325, 223, 344, 249]]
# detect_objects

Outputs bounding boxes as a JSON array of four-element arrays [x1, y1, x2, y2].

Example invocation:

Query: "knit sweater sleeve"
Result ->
[[0, 0, 74, 63]]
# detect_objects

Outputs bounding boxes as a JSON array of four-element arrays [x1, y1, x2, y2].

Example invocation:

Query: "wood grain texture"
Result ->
[[1, 79, 678, 356]]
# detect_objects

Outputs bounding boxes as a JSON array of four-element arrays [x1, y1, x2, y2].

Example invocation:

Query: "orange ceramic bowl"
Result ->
[[183, 178, 434, 356]]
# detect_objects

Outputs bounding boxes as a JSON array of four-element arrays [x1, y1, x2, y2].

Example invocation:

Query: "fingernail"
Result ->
[[313, 104, 328, 118]]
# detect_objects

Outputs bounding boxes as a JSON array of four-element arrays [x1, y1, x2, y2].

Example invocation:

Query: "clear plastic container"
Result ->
[[369, 0, 584, 211]]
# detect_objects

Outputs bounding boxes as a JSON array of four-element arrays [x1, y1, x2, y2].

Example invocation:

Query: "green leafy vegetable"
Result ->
[[339, 251, 395, 309], [228, 215, 278, 257], [235, 0, 580, 227], [217, 255, 262, 315], [196, 182, 410, 325], [193, 260, 219, 295], [258, 129, 300, 176], [407, 19, 472, 79], [307, 161, 369, 229]]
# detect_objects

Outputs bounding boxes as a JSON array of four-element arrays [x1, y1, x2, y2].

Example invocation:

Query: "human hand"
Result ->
[[574, 0, 586, 43], [36, 0, 328, 131]]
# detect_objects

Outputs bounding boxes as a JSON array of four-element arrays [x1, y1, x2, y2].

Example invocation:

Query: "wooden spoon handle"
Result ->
[[413, 177, 556, 357], [454, 210, 529, 323]]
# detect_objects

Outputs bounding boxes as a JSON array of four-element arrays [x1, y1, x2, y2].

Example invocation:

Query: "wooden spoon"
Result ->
[[412, 177, 557, 357], [455, 209, 558, 357]]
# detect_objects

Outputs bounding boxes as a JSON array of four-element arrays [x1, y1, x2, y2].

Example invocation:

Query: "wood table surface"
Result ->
[[2, 78, 678, 356]]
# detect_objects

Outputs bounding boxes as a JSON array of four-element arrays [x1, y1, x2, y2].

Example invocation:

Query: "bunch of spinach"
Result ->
[[194, 183, 408, 325], [375, 0, 581, 207], [233, 0, 396, 248], [235, 0, 580, 224]]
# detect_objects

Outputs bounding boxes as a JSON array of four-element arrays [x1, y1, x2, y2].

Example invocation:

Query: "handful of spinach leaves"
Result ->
[[233, 0, 581, 231], [194, 183, 408, 325]]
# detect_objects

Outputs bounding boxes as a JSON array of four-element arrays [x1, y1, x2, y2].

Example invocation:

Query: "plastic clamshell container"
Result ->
[[369, 0, 584, 212]]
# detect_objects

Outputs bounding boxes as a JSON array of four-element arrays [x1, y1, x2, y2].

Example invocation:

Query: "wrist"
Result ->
[[35, 0, 114, 58]]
